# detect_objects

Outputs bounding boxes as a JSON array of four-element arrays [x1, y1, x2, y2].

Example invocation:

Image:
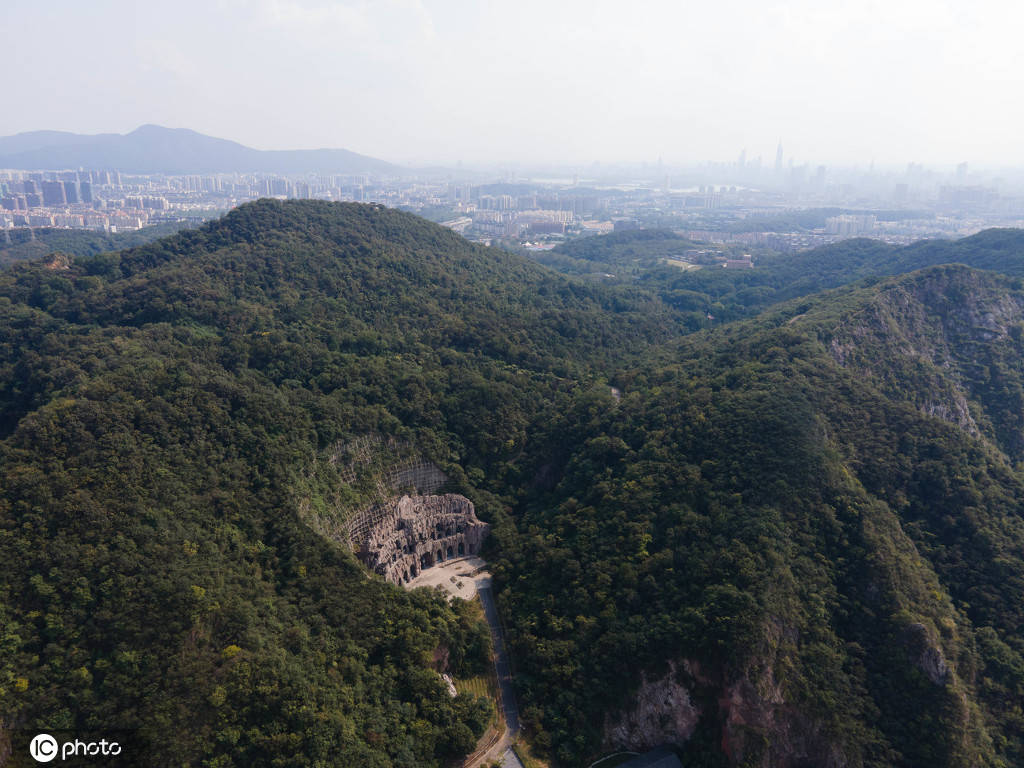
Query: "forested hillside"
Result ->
[[0, 201, 679, 766], [2, 201, 1024, 767], [0, 221, 195, 266], [495, 265, 1024, 766], [536, 228, 1024, 331], [537, 229, 698, 273]]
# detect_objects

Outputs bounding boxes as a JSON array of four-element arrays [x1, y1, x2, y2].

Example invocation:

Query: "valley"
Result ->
[[1, 200, 1023, 767]]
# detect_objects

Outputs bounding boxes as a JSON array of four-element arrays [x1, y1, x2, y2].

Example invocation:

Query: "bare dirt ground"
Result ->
[[405, 555, 488, 599]]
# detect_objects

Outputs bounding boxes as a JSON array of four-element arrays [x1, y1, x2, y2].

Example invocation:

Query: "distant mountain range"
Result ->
[[0, 124, 399, 175]]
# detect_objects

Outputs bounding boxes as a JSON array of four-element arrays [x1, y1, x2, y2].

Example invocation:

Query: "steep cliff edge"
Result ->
[[822, 266, 1024, 458]]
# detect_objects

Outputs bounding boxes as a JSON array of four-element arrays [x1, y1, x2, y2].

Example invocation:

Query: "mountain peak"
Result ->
[[0, 126, 397, 174], [129, 123, 185, 135]]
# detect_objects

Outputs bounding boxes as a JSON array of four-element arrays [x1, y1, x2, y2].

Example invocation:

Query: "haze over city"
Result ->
[[6, 0, 1024, 168]]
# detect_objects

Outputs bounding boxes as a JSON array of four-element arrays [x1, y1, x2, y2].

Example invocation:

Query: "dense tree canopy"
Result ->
[[534, 227, 1024, 333], [0, 221, 195, 266], [2, 202, 1024, 767], [495, 267, 1024, 766]]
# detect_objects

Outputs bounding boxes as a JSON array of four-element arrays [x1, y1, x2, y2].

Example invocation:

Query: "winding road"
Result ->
[[405, 559, 523, 767]]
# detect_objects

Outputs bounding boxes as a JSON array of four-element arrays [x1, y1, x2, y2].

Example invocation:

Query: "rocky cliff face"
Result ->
[[825, 267, 1024, 456], [603, 628, 850, 768], [716, 671, 847, 768], [902, 622, 951, 686], [603, 657, 849, 768], [603, 661, 702, 753]]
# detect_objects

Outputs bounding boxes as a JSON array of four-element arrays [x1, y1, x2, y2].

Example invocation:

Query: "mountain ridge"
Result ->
[[2, 201, 1024, 766], [0, 199, 638, 766], [0, 125, 399, 174], [495, 263, 1024, 766], [532, 226, 1024, 332]]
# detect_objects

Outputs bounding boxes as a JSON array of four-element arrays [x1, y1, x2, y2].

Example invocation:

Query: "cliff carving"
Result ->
[[355, 494, 489, 584]]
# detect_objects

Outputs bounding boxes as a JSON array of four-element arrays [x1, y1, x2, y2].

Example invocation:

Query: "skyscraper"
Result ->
[[41, 181, 67, 207], [63, 180, 81, 204], [775, 141, 784, 173]]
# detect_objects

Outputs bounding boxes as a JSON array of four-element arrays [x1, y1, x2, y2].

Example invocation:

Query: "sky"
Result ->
[[5, 0, 1024, 168]]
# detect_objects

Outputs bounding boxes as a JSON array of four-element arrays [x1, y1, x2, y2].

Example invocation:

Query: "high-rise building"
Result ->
[[63, 180, 81, 204], [41, 181, 67, 207], [775, 141, 784, 173], [825, 214, 876, 236], [80, 181, 93, 204]]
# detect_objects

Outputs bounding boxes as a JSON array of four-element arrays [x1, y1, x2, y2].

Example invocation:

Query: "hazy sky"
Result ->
[[6, 0, 1023, 167]]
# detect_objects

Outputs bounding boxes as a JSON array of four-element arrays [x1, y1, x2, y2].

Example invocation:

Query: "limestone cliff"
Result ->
[[603, 654, 847, 768], [602, 661, 702, 752]]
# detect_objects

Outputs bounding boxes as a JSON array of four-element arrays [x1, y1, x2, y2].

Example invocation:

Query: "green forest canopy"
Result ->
[[1, 201, 1023, 767]]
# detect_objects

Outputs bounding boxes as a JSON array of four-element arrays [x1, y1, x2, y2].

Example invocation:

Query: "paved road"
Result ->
[[477, 579, 520, 737], [500, 747, 525, 768], [459, 572, 522, 768]]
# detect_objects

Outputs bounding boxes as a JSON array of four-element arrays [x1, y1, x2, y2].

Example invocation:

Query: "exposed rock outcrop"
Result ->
[[901, 622, 950, 686], [355, 494, 489, 584], [828, 269, 1024, 447], [44, 252, 71, 270], [718, 669, 847, 768], [603, 661, 702, 752], [603, 651, 848, 768]]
